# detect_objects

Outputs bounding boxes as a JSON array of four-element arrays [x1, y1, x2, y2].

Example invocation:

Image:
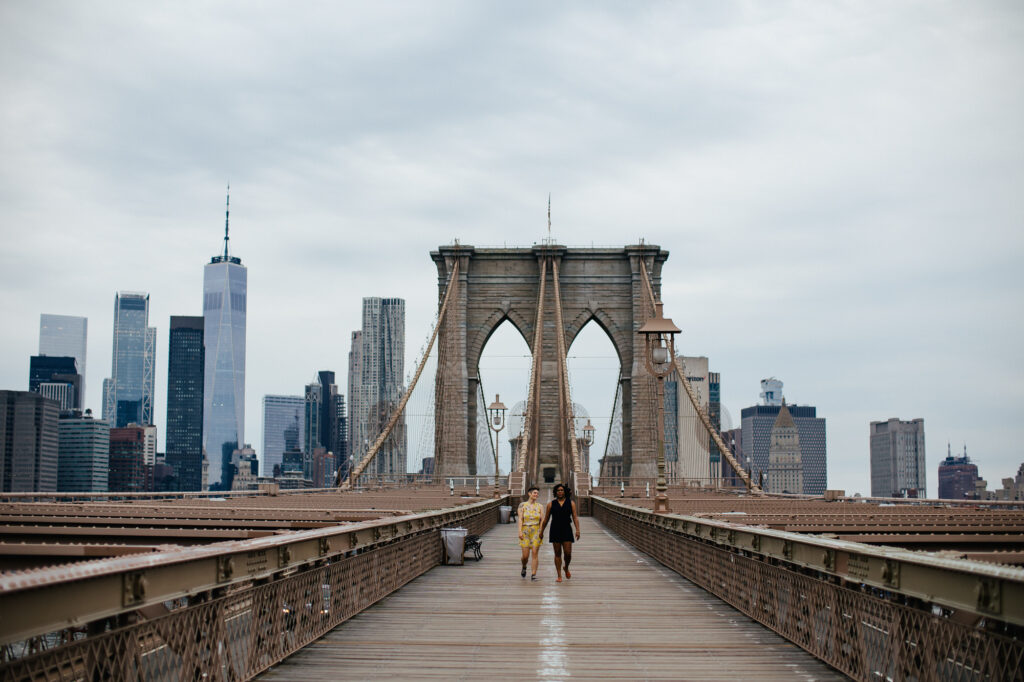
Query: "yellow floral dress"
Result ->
[[518, 501, 544, 549]]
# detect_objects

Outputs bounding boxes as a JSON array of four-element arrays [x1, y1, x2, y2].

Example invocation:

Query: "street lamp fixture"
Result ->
[[637, 300, 680, 513], [582, 418, 596, 447], [486, 394, 508, 499]]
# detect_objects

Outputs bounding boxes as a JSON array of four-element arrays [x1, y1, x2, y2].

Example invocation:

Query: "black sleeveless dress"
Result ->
[[548, 498, 575, 543]]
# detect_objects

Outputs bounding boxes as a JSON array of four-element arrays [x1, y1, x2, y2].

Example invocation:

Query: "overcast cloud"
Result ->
[[1, 1, 1022, 495]]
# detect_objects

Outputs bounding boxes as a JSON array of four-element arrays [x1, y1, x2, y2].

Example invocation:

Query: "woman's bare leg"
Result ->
[[562, 542, 573, 577], [521, 546, 529, 572], [553, 543, 563, 581], [530, 546, 540, 576]]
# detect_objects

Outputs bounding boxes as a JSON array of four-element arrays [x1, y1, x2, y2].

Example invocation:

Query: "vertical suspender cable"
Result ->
[[516, 257, 548, 474]]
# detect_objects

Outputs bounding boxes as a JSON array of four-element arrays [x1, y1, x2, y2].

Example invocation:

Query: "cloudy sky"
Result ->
[[2, 2, 1021, 495]]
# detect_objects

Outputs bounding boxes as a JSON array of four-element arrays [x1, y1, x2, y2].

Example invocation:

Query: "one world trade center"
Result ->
[[203, 187, 247, 489]]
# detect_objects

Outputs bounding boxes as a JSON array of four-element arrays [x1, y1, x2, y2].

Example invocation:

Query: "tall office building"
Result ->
[[166, 316, 205, 490], [740, 379, 827, 495], [870, 418, 926, 498], [304, 378, 321, 479], [203, 189, 247, 489], [708, 372, 722, 480], [665, 356, 710, 482], [57, 410, 109, 492], [0, 391, 59, 492], [262, 395, 305, 477], [39, 314, 88, 403], [766, 402, 803, 494], [349, 298, 406, 476], [938, 444, 978, 500], [102, 292, 156, 427], [347, 330, 362, 462], [335, 393, 348, 479], [109, 426, 151, 492], [29, 355, 82, 411]]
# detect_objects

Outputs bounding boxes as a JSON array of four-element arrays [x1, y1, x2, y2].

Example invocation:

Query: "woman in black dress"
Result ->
[[540, 483, 581, 582]]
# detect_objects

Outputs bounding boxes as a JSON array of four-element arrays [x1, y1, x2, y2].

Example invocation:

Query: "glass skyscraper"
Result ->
[[262, 395, 304, 477], [102, 292, 156, 428], [203, 191, 247, 489], [167, 316, 205, 491], [39, 314, 88, 404]]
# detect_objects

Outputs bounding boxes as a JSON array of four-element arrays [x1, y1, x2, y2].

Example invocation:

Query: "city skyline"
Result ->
[[1, 3, 1022, 495]]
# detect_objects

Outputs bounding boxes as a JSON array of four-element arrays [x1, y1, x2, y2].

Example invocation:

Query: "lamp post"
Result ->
[[637, 300, 680, 514], [486, 394, 508, 499], [582, 418, 596, 486]]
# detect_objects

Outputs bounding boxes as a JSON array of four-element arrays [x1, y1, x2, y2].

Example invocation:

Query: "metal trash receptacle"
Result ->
[[440, 527, 468, 565], [499, 506, 512, 524]]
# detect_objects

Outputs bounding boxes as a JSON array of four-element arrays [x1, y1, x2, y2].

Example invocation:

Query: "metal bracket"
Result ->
[[122, 572, 147, 606], [217, 556, 235, 582], [783, 540, 793, 560], [319, 538, 330, 556], [277, 546, 291, 567], [822, 550, 835, 572], [882, 559, 900, 588], [977, 578, 1001, 615]]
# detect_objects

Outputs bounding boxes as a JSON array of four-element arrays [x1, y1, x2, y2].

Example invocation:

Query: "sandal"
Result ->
[[564, 568, 571, 579], [530, 574, 537, 581], [521, 566, 527, 578]]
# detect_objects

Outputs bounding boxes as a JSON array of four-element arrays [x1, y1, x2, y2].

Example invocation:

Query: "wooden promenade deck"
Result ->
[[259, 517, 844, 680]]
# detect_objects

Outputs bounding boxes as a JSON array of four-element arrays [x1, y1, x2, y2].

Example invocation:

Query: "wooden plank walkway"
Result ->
[[259, 517, 845, 680]]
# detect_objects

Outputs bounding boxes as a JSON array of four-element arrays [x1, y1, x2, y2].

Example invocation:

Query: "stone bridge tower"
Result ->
[[431, 243, 669, 485]]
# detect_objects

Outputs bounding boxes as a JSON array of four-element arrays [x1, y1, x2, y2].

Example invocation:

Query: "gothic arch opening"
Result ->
[[567, 318, 621, 480], [476, 319, 531, 476]]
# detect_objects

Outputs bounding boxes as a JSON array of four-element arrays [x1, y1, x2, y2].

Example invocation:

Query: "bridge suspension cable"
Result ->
[[341, 258, 461, 488], [550, 257, 582, 478], [638, 258, 761, 494], [515, 257, 547, 477]]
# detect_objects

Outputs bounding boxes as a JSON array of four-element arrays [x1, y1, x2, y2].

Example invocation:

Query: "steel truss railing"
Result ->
[[0, 497, 505, 680], [593, 496, 1024, 681]]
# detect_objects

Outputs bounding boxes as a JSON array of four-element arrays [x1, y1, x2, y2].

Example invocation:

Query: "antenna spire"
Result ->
[[547, 193, 551, 240], [223, 183, 230, 259]]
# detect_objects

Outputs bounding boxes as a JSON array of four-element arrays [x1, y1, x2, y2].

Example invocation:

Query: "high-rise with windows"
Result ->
[[349, 298, 406, 476], [665, 356, 710, 482], [166, 316, 205, 490], [870, 418, 926, 498], [203, 189, 247, 489], [347, 331, 362, 464], [0, 390, 59, 492], [262, 395, 304, 477], [708, 371, 721, 480], [102, 292, 156, 428], [109, 425, 150, 492], [29, 355, 81, 411], [39, 314, 88, 403], [740, 379, 827, 495], [938, 444, 978, 500], [767, 401, 802, 494], [58, 410, 109, 492]]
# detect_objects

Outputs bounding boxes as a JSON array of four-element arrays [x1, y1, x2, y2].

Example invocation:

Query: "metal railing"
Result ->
[[592, 496, 1024, 681], [0, 497, 506, 680]]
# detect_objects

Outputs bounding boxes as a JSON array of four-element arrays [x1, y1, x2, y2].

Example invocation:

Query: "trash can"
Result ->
[[499, 506, 512, 524], [440, 527, 468, 565]]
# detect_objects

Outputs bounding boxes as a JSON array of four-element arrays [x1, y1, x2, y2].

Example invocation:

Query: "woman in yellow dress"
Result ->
[[517, 486, 543, 580]]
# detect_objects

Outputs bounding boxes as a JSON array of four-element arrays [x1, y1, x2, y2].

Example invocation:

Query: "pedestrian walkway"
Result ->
[[259, 517, 844, 680]]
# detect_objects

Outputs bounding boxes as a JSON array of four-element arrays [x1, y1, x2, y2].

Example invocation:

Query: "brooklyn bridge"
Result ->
[[2, 243, 1022, 681]]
